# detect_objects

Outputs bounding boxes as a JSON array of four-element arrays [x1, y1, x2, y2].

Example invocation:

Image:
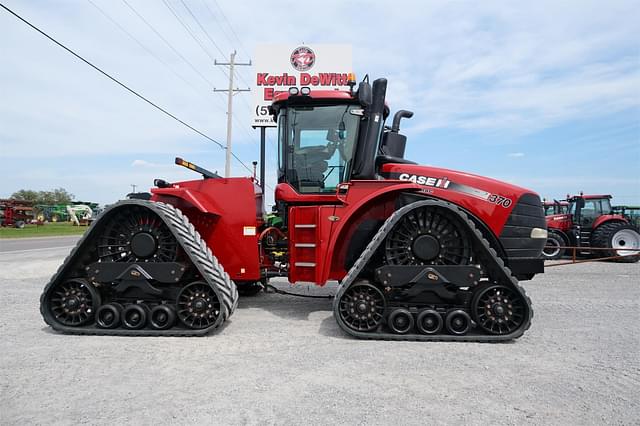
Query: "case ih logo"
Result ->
[[290, 46, 315, 71]]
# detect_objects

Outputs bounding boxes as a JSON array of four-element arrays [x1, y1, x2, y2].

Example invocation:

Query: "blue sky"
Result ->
[[1, 0, 639, 207]]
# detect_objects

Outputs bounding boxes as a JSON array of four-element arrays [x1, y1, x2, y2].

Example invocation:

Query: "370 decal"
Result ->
[[488, 194, 512, 208]]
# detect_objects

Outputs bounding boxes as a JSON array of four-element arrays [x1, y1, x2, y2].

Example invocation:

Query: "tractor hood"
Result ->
[[379, 162, 545, 240]]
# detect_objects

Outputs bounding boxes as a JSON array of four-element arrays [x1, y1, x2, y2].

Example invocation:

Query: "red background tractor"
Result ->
[[543, 194, 640, 261]]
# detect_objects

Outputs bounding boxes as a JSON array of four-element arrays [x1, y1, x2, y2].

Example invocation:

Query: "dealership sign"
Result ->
[[252, 44, 352, 127]]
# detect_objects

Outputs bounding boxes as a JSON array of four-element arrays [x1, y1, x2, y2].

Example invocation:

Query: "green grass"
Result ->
[[0, 222, 89, 239]]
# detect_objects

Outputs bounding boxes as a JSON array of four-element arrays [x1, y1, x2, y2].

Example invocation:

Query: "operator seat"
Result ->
[[294, 145, 331, 190]]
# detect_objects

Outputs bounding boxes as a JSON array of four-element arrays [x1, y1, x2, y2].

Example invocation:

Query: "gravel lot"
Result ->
[[0, 244, 638, 425]]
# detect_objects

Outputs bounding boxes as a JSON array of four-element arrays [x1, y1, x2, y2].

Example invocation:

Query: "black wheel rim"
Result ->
[[96, 304, 121, 328], [122, 305, 147, 329], [338, 283, 386, 332], [97, 206, 178, 263], [417, 309, 443, 334], [385, 206, 472, 266], [47, 279, 99, 326], [177, 282, 220, 329], [389, 309, 414, 334], [150, 305, 176, 330], [473, 285, 526, 335], [446, 310, 471, 335]]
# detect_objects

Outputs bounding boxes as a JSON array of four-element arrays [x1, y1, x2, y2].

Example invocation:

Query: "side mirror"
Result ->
[[357, 81, 372, 107]]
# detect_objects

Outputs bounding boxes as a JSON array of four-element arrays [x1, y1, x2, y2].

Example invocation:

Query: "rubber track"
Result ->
[[332, 199, 534, 342], [39, 200, 239, 337]]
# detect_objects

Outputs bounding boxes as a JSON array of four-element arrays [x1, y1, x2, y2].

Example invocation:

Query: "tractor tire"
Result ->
[[51, 214, 60, 223], [542, 233, 564, 260], [15, 220, 25, 229], [591, 222, 640, 263]]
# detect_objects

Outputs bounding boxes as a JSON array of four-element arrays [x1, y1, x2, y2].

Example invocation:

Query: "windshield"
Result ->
[[278, 104, 360, 193]]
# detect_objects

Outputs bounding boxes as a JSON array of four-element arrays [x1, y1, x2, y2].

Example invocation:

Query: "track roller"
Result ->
[[96, 303, 123, 329], [149, 305, 176, 330], [445, 309, 471, 335], [416, 309, 443, 335], [388, 308, 414, 334], [122, 304, 149, 330]]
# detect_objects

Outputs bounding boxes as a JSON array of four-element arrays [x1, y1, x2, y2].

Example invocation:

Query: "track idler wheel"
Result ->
[[149, 305, 176, 330], [472, 284, 527, 335], [338, 283, 386, 332], [445, 309, 471, 335], [96, 303, 123, 329], [177, 281, 221, 329], [416, 309, 443, 335], [44, 278, 101, 327], [388, 308, 414, 334], [122, 304, 149, 330]]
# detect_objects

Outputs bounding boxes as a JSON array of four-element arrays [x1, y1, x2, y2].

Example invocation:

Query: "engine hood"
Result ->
[[379, 163, 541, 236]]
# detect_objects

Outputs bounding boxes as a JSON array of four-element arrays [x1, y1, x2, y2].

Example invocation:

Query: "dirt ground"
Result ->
[[0, 244, 638, 425]]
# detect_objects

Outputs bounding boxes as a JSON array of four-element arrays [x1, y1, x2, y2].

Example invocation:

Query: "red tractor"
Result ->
[[0, 199, 34, 228], [40, 77, 548, 341], [543, 199, 568, 216], [543, 194, 640, 261]]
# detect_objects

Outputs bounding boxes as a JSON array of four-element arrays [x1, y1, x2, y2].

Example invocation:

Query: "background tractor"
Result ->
[[543, 194, 640, 261], [40, 76, 547, 341], [0, 199, 34, 228], [543, 199, 568, 216]]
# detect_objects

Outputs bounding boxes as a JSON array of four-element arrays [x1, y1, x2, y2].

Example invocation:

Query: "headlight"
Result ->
[[530, 228, 548, 239]]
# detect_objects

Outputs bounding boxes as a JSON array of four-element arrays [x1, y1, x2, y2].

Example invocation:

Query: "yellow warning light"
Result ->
[[347, 72, 356, 84]]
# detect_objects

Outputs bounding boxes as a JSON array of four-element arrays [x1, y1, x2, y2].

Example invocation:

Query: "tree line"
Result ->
[[10, 188, 74, 205]]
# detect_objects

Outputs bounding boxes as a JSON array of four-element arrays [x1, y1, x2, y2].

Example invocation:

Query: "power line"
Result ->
[[121, 0, 215, 88], [179, 0, 227, 59], [0, 2, 253, 174], [86, 0, 206, 97], [161, 0, 228, 80], [211, 0, 250, 58]]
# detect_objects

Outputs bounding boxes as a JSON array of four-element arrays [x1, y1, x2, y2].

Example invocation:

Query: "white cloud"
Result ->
[[507, 152, 525, 158]]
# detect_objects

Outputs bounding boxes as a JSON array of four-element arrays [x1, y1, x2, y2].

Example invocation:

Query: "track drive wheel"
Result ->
[[542, 233, 565, 260], [338, 282, 386, 332], [44, 279, 101, 327], [471, 284, 527, 335], [591, 222, 640, 263]]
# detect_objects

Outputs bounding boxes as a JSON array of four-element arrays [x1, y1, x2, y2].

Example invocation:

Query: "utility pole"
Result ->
[[214, 51, 251, 177]]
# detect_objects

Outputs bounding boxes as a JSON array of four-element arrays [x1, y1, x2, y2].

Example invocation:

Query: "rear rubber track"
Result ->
[[332, 198, 533, 342], [39, 199, 239, 336]]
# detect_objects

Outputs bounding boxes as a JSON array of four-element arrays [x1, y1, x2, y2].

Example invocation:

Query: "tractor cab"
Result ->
[[270, 76, 414, 200], [567, 194, 614, 228]]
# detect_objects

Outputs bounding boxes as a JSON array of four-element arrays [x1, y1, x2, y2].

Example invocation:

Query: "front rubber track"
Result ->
[[39, 199, 239, 337], [332, 198, 533, 342]]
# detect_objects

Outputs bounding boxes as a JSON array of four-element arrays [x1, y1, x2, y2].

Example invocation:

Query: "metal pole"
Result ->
[[224, 51, 236, 178], [260, 127, 266, 194], [214, 52, 250, 178]]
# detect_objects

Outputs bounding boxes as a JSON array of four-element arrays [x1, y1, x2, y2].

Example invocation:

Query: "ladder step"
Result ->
[[295, 243, 316, 248], [294, 262, 316, 267], [295, 224, 317, 228]]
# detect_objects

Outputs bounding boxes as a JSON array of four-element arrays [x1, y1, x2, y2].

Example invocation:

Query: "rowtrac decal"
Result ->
[[389, 172, 513, 208]]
